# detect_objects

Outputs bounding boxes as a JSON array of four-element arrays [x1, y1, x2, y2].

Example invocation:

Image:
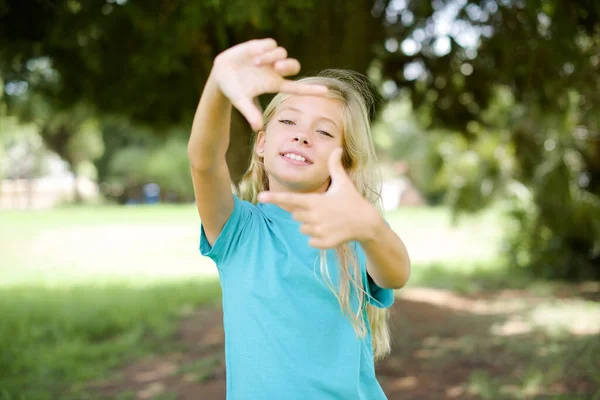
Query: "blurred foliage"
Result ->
[[372, 0, 600, 280], [376, 84, 600, 279], [1, 78, 50, 181], [96, 117, 160, 183], [0, 117, 50, 182], [0, 0, 378, 123], [3, 58, 104, 200], [0, 0, 380, 180], [0, 76, 7, 180], [105, 133, 195, 203], [1, 0, 599, 279]]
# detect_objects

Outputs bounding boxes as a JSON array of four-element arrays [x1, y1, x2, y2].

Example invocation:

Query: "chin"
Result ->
[[271, 172, 320, 192]]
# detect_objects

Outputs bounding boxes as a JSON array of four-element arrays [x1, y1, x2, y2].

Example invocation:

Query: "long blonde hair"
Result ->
[[238, 69, 391, 360]]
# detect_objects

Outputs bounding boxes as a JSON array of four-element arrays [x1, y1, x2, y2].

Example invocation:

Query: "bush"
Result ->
[[104, 137, 194, 203]]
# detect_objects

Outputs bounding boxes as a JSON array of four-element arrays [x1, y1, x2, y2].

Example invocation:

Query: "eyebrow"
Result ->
[[278, 107, 340, 129]]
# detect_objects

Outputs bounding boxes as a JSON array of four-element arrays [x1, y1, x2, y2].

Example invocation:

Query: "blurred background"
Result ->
[[1, 0, 599, 399]]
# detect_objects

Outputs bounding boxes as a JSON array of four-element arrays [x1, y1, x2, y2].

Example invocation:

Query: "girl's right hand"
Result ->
[[211, 38, 328, 131]]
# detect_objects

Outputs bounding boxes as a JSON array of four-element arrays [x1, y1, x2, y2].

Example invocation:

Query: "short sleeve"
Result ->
[[199, 194, 254, 269], [366, 273, 395, 309]]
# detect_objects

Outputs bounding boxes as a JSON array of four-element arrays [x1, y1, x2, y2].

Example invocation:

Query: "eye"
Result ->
[[278, 119, 295, 125], [318, 130, 334, 138]]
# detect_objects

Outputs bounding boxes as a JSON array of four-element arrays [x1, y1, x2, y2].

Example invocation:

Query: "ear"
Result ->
[[255, 130, 266, 157]]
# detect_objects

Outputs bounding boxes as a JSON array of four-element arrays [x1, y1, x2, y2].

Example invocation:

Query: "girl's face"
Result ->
[[256, 95, 344, 193]]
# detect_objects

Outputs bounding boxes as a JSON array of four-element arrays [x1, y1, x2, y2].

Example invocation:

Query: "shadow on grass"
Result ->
[[377, 287, 600, 400], [79, 278, 599, 400], [0, 278, 221, 400], [6, 268, 597, 400], [409, 261, 538, 294]]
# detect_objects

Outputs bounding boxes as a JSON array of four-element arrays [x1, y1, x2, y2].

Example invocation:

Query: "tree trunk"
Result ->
[[226, 110, 255, 185], [72, 173, 83, 204], [26, 177, 33, 209], [66, 159, 83, 204]]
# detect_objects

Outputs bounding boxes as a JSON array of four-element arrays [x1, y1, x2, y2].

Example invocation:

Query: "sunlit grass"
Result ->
[[0, 204, 209, 288], [3, 203, 597, 399], [0, 203, 504, 398], [1, 203, 503, 288]]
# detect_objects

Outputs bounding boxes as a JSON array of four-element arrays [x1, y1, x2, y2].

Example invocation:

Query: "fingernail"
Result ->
[[254, 57, 261, 65]]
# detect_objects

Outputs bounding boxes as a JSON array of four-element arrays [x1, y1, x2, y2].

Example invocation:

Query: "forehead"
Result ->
[[277, 95, 343, 127]]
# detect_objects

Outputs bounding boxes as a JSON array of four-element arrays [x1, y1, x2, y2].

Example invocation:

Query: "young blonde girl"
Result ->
[[188, 38, 410, 400]]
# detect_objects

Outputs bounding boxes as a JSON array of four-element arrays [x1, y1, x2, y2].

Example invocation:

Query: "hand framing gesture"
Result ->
[[258, 148, 382, 249], [211, 38, 328, 130]]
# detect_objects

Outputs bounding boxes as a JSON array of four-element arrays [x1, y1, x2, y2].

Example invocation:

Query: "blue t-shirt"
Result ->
[[200, 194, 394, 400]]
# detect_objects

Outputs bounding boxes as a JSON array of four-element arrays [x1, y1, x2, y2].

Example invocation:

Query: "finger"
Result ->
[[302, 224, 327, 238], [273, 58, 301, 76], [291, 210, 312, 223], [279, 80, 329, 96], [254, 47, 288, 66], [300, 223, 319, 237], [231, 97, 263, 131], [248, 38, 278, 55], [327, 148, 349, 185], [257, 191, 311, 211]]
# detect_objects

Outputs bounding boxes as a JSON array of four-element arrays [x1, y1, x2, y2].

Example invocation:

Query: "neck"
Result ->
[[267, 175, 331, 194]]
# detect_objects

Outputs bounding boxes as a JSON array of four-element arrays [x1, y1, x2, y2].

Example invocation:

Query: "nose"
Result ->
[[293, 133, 311, 146]]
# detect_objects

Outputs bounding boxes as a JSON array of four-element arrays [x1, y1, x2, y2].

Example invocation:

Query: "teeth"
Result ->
[[284, 153, 306, 163]]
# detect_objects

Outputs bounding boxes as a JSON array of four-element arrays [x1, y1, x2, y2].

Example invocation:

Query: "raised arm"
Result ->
[[187, 71, 235, 247], [187, 38, 328, 246]]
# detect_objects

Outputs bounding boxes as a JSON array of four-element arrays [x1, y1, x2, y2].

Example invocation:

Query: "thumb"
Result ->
[[232, 97, 263, 131], [328, 148, 349, 186]]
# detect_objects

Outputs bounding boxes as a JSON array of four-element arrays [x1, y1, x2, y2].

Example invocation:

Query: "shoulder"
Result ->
[[200, 194, 265, 266]]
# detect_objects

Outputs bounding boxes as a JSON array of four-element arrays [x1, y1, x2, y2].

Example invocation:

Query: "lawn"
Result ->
[[0, 203, 502, 288], [0, 204, 598, 399], [1, 204, 219, 399]]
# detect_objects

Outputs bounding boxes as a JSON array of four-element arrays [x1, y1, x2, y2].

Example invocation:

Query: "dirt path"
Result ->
[[89, 287, 599, 400]]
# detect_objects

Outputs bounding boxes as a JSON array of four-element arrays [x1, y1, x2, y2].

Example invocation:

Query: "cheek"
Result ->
[[318, 142, 342, 160], [263, 139, 282, 167], [264, 137, 281, 156], [264, 128, 284, 147]]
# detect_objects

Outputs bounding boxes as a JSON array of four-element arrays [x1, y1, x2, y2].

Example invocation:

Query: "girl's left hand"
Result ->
[[258, 148, 383, 249]]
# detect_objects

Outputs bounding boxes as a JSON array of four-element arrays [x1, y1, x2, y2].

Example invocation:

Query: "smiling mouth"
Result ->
[[281, 152, 313, 164]]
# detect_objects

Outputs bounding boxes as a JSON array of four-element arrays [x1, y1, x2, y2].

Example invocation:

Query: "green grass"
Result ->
[[0, 280, 221, 400], [463, 331, 600, 399], [0, 203, 504, 288], [1, 203, 596, 399], [390, 287, 600, 399], [177, 356, 222, 382], [0, 204, 211, 287], [0, 204, 220, 399]]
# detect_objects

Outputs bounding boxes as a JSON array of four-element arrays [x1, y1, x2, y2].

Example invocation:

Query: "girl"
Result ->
[[188, 38, 411, 400]]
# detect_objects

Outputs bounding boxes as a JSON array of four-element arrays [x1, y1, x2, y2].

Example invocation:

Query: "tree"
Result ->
[[2, 0, 598, 278], [0, 0, 384, 181], [11, 91, 104, 202], [374, 0, 600, 279]]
